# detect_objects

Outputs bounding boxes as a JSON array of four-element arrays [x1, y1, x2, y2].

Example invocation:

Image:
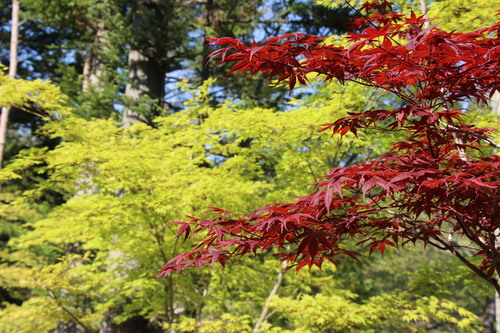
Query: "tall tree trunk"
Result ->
[[0, 0, 20, 175], [82, 19, 108, 94], [492, 91, 500, 117], [483, 297, 496, 333], [492, 91, 500, 333], [200, 0, 214, 82], [123, 49, 165, 127], [99, 2, 168, 331], [122, 0, 166, 128]]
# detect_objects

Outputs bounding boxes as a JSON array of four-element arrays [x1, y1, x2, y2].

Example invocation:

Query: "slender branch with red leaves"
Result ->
[[160, 1, 500, 292]]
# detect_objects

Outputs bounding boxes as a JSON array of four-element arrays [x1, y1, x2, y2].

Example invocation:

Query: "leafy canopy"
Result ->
[[1, 77, 402, 331], [161, 0, 500, 294]]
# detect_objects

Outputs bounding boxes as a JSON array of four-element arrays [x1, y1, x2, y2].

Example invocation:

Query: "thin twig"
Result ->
[[252, 261, 288, 333]]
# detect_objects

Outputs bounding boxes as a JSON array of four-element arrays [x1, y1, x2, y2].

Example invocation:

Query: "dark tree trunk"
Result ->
[[123, 0, 167, 128], [483, 297, 496, 333]]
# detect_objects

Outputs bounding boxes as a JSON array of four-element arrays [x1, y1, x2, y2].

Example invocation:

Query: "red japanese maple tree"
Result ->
[[161, 1, 500, 291]]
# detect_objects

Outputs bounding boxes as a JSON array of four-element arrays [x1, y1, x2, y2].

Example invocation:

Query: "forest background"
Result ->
[[0, 0, 498, 332]]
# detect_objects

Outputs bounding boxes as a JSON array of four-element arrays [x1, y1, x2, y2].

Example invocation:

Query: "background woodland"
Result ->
[[0, 0, 499, 332]]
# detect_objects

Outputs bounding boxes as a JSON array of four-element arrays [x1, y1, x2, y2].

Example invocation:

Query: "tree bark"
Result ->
[[123, 49, 165, 127], [0, 0, 20, 173], [122, 0, 166, 128], [489, 91, 500, 333], [492, 91, 500, 333], [483, 297, 496, 333], [419, 0, 430, 29], [492, 91, 500, 116], [82, 19, 108, 94]]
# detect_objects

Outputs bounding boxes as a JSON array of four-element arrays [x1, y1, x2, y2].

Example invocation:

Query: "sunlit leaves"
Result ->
[[1, 74, 398, 329], [162, 1, 500, 293]]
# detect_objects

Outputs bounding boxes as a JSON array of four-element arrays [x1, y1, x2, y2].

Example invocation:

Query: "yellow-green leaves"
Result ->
[[0, 68, 71, 118], [269, 292, 481, 332], [428, 0, 497, 32], [0, 77, 486, 331]]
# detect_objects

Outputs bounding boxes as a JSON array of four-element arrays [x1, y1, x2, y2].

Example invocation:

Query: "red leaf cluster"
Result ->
[[160, 1, 500, 289]]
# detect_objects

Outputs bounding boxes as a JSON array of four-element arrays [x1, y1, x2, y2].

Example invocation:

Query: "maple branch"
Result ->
[[438, 121, 500, 149], [426, 238, 448, 251], [343, 0, 438, 82], [252, 260, 288, 333], [444, 202, 491, 255], [343, 0, 379, 29], [440, 96, 469, 161], [164, 5, 500, 299], [45, 288, 94, 333], [432, 237, 500, 293], [425, 129, 438, 159], [343, 0, 404, 50], [378, 200, 488, 261], [305, 157, 320, 184], [346, 78, 416, 105]]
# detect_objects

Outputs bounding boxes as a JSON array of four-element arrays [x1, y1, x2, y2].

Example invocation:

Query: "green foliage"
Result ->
[[0, 68, 70, 117], [0, 78, 379, 329], [166, 256, 483, 332], [2, 0, 498, 330], [168, 314, 261, 333], [269, 292, 480, 332], [1, 77, 482, 331], [428, 0, 497, 32]]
